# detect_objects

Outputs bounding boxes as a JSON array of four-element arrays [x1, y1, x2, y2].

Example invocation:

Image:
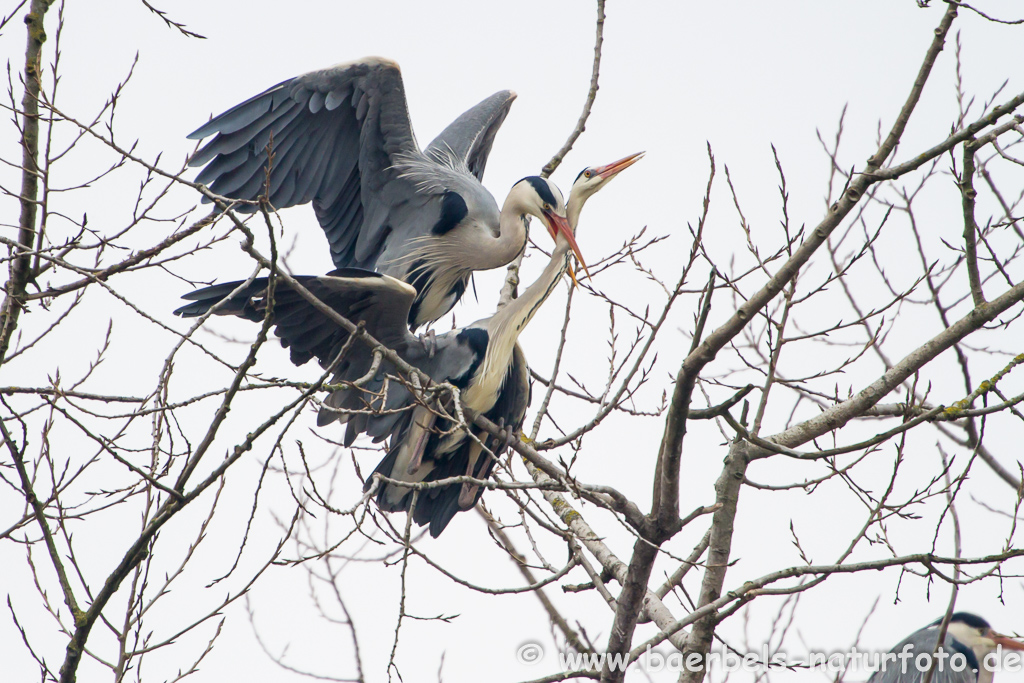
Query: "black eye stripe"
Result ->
[[520, 176, 558, 208], [930, 612, 992, 630]]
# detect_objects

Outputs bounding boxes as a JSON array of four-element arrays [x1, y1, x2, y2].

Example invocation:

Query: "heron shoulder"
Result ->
[[309, 56, 402, 85], [455, 327, 489, 361], [354, 56, 400, 71], [431, 191, 469, 236], [321, 268, 417, 299]]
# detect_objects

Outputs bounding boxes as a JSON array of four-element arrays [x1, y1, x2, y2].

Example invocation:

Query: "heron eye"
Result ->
[[543, 203, 551, 211], [584, 170, 592, 178]]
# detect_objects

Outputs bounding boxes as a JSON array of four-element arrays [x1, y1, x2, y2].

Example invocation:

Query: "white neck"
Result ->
[[472, 189, 544, 270], [566, 191, 587, 231], [462, 239, 571, 411], [493, 239, 571, 334], [947, 623, 999, 683], [476, 206, 528, 269], [434, 190, 535, 278]]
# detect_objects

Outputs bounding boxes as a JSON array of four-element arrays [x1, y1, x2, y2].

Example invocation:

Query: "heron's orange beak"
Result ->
[[592, 151, 645, 180], [992, 633, 1024, 651], [545, 211, 589, 283]]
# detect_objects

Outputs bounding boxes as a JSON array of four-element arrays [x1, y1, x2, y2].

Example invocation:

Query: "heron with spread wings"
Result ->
[[176, 154, 641, 536], [188, 57, 582, 329]]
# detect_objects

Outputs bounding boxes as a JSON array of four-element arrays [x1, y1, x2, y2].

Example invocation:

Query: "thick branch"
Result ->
[[960, 140, 985, 306], [0, 0, 54, 368], [772, 280, 1024, 450], [677, 7, 964, 681]]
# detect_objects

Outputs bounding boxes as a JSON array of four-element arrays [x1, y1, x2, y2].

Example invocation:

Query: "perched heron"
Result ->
[[867, 613, 1024, 683], [188, 57, 568, 329], [175, 154, 641, 536]]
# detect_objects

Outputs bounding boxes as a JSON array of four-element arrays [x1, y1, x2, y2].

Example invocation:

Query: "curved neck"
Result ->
[[485, 208, 529, 268], [448, 197, 532, 274], [484, 183, 557, 270]]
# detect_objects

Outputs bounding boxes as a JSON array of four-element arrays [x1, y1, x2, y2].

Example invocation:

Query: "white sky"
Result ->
[[2, 1, 1024, 681]]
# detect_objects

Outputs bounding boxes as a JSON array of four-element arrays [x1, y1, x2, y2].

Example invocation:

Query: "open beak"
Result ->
[[592, 151, 645, 180], [991, 632, 1024, 651], [545, 210, 589, 283]]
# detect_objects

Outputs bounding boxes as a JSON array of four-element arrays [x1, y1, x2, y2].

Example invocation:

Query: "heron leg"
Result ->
[[493, 417, 517, 456], [406, 426, 429, 475], [457, 438, 485, 509], [422, 329, 437, 358], [458, 481, 480, 509], [404, 408, 436, 475]]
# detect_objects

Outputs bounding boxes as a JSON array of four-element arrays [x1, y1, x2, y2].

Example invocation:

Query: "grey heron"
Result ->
[[867, 613, 1024, 683], [187, 57, 571, 329], [175, 155, 641, 536]]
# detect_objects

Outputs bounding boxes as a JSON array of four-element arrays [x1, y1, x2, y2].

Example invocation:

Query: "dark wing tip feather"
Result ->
[[427, 499, 461, 538], [326, 266, 383, 279], [187, 82, 290, 140], [173, 301, 206, 317], [186, 120, 217, 141]]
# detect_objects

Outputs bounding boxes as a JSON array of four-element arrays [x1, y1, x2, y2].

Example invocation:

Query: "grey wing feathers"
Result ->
[[866, 629, 979, 683], [321, 325, 482, 443], [174, 268, 417, 367], [188, 58, 420, 271], [424, 90, 516, 181]]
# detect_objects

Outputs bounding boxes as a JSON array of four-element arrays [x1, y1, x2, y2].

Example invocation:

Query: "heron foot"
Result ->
[[422, 329, 437, 358], [494, 417, 518, 455]]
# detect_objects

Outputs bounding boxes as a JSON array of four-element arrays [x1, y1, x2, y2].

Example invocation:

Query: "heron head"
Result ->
[[509, 176, 587, 279], [943, 613, 1024, 666], [571, 151, 645, 204]]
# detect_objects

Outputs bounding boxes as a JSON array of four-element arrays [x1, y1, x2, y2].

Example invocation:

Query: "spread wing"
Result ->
[[175, 269, 487, 444], [424, 90, 516, 181], [187, 58, 433, 270], [174, 268, 418, 367]]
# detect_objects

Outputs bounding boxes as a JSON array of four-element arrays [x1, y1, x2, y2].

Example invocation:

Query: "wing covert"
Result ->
[[424, 90, 516, 181]]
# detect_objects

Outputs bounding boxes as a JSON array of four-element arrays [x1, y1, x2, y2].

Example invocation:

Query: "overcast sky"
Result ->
[[3, 1, 1024, 681]]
